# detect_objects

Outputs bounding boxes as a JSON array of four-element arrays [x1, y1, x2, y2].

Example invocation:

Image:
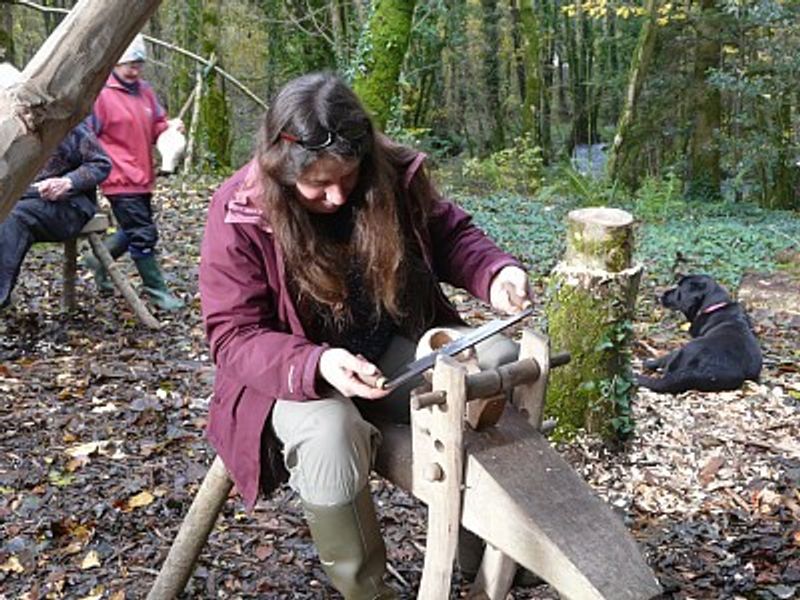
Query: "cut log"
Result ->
[[0, 0, 162, 220], [545, 207, 642, 439]]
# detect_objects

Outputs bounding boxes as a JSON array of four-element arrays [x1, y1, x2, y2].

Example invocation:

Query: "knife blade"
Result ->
[[379, 306, 534, 390]]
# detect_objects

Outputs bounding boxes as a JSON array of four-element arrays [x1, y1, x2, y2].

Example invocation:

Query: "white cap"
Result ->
[[0, 62, 22, 89], [118, 34, 147, 64]]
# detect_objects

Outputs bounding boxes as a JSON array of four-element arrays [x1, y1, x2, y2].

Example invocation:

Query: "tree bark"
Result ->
[[687, 0, 722, 200], [608, 0, 659, 184], [519, 0, 541, 144], [0, 5, 14, 64], [0, 0, 162, 221], [481, 0, 504, 151], [197, 2, 230, 169], [352, 0, 417, 130], [545, 208, 642, 441]]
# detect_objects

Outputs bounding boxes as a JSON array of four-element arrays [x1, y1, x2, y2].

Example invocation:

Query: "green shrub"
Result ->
[[460, 133, 544, 195], [629, 172, 685, 222]]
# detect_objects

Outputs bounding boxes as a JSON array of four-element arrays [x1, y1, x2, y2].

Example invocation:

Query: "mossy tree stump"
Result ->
[[545, 207, 642, 440]]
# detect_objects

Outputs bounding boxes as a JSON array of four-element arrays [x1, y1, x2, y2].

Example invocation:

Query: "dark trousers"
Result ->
[[0, 194, 95, 306], [107, 194, 158, 260]]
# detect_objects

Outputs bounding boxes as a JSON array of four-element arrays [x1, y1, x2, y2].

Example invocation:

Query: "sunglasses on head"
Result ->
[[279, 130, 334, 151], [278, 125, 369, 152]]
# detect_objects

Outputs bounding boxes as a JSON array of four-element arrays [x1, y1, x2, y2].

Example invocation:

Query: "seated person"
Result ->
[[199, 72, 531, 598], [0, 64, 112, 309]]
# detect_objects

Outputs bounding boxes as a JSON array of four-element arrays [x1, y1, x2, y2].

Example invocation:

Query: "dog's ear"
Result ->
[[687, 277, 708, 293]]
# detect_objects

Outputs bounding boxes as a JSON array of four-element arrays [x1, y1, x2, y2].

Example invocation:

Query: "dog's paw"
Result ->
[[643, 358, 661, 371]]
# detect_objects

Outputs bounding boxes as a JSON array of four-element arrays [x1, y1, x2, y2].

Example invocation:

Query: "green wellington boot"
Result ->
[[303, 487, 398, 600], [83, 231, 128, 294], [133, 255, 184, 311]]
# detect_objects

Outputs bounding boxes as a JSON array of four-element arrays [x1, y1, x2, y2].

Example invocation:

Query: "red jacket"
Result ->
[[199, 158, 521, 510], [91, 74, 168, 195]]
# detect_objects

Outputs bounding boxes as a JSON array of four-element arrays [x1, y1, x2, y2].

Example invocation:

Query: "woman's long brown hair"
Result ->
[[256, 72, 438, 334]]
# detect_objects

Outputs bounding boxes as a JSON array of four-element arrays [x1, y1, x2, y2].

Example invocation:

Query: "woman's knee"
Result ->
[[273, 398, 379, 504]]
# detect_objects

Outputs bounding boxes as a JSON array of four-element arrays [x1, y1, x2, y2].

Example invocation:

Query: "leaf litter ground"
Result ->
[[0, 179, 798, 599]]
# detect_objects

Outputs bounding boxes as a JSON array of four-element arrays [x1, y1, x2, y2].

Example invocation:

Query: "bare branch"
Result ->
[[9, 0, 267, 110]]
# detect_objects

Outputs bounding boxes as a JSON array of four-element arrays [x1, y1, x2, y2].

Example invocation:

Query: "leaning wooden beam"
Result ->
[[0, 0, 163, 220], [147, 456, 233, 600], [87, 234, 161, 330], [461, 407, 662, 599]]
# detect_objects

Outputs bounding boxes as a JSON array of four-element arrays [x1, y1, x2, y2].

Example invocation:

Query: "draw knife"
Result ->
[[379, 306, 534, 390]]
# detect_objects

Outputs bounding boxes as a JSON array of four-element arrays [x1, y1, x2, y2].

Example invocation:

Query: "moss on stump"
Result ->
[[545, 207, 642, 441]]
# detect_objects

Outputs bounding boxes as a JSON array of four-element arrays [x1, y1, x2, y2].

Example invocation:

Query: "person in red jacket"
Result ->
[[199, 73, 531, 598], [85, 34, 183, 310]]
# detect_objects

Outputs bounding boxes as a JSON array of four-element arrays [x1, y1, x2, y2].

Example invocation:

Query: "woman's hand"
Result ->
[[318, 348, 389, 400], [489, 265, 532, 314]]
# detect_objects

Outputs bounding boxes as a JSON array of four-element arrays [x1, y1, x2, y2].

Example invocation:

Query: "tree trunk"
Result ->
[[197, 1, 230, 169], [768, 95, 796, 209], [545, 208, 642, 441], [539, 0, 554, 163], [608, 0, 659, 184], [0, 0, 163, 221], [686, 0, 722, 200], [0, 6, 14, 64], [352, 0, 417, 130], [481, 0, 505, 151], [519, 0, 542, 145]]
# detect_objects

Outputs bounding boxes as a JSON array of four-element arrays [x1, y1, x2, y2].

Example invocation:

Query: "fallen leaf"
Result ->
[[81, 550, 101, 570], [127, 490, 155, 509], [48, 470, 75, 488], [65, 441, 109, 458], [66, 456, 90, 473], [77, 585, 105, 600], [0, 555, 25, 573], [255, 544, 273, 561], [698, 456, 725, 486]]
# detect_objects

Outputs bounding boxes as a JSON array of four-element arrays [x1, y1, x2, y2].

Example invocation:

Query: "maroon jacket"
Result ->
[[199, 157, 521, 510]]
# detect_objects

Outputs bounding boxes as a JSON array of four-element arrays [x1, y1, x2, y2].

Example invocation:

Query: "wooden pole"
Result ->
[[87, 233, 161, 330], [0, 0, 163, 221], [147, 456, 233, 599], [182, 63, 204, 172]]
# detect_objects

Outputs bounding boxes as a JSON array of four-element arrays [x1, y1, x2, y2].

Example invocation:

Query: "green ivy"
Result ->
[[447, 173, 800, 289]]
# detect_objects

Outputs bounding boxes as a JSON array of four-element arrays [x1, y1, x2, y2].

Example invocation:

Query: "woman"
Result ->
[[199, 72, 530, 598]]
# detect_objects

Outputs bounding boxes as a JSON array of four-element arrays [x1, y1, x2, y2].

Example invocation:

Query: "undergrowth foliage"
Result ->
[[460, 133, 544, 195], [452, 173, 800, 288]]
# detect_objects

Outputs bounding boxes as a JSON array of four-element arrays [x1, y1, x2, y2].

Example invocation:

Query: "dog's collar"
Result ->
[[702, 302, 729, 314]]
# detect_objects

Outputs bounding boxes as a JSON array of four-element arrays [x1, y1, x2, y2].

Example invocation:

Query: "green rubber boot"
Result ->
[[133, 255, 184, 311], [83, 231, 128, 294], [303, 487, 398, 600]]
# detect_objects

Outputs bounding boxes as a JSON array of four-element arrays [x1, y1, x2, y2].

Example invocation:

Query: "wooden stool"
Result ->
[[62, 212, 160, 329]]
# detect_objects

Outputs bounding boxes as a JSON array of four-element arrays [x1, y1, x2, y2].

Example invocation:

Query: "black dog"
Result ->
[[637, 274, 762, 394]]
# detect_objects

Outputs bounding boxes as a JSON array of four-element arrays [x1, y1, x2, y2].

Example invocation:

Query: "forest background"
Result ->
[[3, 0, 800, 213], [1, 1, 799, 598]]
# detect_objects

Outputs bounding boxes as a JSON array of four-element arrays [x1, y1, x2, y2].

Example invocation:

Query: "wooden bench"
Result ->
[[62, 212, 160, 329], [147, 330, 662, 599]]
